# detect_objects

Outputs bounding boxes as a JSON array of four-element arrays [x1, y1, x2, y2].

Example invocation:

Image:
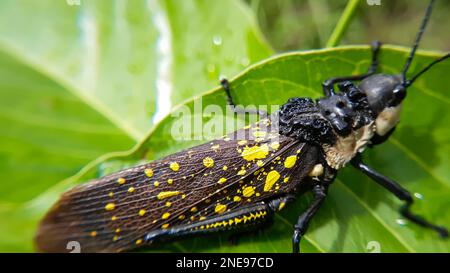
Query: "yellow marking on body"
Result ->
[[284, 155, 297, 169], [111, 216, 117, 221], [136, 239, 142, 245], [162, 212, 171, 219], [162, 224, 170, 229], [105, 203, 115, 211], [233, 196, 241, 202], [223, 165, 228, 171], [278, 202, 286, 211], [170, 162, 180, 171], [203, 157, 214, 168], [157, 191, 180, 199], [218, 177, 227, 184], [144, 168, 153, 177], [128, 187, 135, 193], [138, 209, 146, 216], [191, 206, 198, 212], [215, 204, 227, 214], [238, 140, 247, 146], [270, 142, 280, 150], [264, 170, 280, 192], [154, 181, 159, 187], [90, 231, 97, 237], [242, 186, 255, 197], [166, 202, 172, 207], [241, 144, 269, 161], [237, 169, 247, 176], [117, 177, 126, 185], [167, 178, 173, 184]]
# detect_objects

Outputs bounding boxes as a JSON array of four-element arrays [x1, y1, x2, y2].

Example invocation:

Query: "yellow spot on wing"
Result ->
[[90, 231, 97, 237], [278, 202, 286, 211], [144, 168, 153, 177], [154, 181, 159, 187], [215, 204, 227, 214], [242, 186, 255, 197], [105, 203, 115, 211], [128, 187, 135, 193], [253, 131, 267, 138], [203, 157, 214, 168], [233, 196, 242, 202], [191, 206, 198, 212], [136, 239, 142, 245], [167, 179, 173, 184], [218, 177, 227, 184], [284, 155, 297, 168], [109, 192, 113, 197], [170, 162, 180, 171], [270, 142, 280, 150], [211, 144, 220, 150], [115, 228, 120, 233], [223, 165, 228, 171], [117, 177, 126, 185], [162, 223, 170, 229], [264, 170, 280, 192], [241, 144, 269, 161], [157, 191, 180, 199], [138, 209, 146, 216], [237, 169, 246, 176], [162, 212, 171, 219], [238, 140, 247, 146], [111, 216, 117, 221]]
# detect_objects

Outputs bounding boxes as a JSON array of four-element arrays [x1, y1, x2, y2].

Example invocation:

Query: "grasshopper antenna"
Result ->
[[401, 0, 435, 85], [406, 53, 450, 87]]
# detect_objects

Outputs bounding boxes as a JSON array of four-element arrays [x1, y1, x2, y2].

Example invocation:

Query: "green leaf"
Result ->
[[6, 45, 449, 252], [0, 0, 271, 204]]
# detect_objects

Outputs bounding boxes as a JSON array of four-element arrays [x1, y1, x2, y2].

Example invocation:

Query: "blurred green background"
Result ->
[[250, 0, 450, 51], [0, 0, 449, 253]]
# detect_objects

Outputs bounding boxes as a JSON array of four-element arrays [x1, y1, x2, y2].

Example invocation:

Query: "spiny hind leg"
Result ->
[[144, 195, 296, 245]]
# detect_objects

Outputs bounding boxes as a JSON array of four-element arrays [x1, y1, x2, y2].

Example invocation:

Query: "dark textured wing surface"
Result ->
[[35, 118, 319, 252]]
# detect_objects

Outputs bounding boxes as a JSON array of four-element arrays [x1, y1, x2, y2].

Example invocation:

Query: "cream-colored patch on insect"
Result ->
[[375, 104, 402, 136], [308, 164, 324, 178], [322, 122, 375, 169]]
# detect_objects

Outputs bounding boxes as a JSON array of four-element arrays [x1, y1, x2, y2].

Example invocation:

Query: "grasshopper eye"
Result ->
[[390, 85, 406, 106]]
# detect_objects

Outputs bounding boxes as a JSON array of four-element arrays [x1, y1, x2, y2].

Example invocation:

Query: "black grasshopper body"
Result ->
[[35, 0, 450, 253]]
